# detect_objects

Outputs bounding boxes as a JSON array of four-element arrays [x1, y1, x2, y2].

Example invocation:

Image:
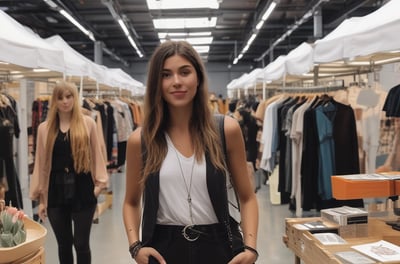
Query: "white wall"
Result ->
[[374, 63, 400, 91]]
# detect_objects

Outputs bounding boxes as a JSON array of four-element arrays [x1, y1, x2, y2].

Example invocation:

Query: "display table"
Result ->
[[11, 247, 45, 264], [97, 190, 113, 216], [283, 217, 400, 264]]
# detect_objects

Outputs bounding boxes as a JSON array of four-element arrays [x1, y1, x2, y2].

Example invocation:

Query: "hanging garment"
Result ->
[[0, 121, 23, 209]]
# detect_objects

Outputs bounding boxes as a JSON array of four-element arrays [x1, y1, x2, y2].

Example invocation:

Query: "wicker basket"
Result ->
[[0, 216, 47, 264]]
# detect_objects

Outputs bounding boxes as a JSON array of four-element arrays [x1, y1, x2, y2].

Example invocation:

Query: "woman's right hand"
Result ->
[[135, 247, 166, 264], [38, 203, 47, 222]]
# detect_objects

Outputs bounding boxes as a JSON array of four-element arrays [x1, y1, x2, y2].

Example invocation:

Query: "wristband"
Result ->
[[128, 240, 142, 259], [244, 245, 259, 261]]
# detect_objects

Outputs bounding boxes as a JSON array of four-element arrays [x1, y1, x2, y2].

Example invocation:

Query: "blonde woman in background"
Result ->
[[30, 81, 108, 264]]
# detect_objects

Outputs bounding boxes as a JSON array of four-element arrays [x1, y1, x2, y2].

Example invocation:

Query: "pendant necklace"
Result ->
[[172, 146, 199, 241]]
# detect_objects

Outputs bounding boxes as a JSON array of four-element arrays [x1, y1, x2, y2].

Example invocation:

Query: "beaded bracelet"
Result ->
[[128, 240, 142, 259], [244, 245, 259, 261]]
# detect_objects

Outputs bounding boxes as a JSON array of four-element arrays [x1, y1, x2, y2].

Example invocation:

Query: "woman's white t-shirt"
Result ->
[[157, 135, 219, 226]]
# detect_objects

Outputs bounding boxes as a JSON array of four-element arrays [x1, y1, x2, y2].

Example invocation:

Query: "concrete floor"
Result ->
[[24, 171, 298, 264]]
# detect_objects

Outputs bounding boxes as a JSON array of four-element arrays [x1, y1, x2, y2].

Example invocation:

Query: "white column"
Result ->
[[17, 79, 29, 197]]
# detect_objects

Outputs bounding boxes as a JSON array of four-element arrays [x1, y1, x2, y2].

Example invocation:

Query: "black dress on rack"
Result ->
[[0, 104, 23, 209]]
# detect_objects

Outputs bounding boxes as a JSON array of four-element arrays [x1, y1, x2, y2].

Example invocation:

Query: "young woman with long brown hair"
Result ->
[[123, 41, 259, 264]]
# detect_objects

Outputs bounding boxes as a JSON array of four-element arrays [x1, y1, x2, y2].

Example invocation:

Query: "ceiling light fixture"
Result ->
[[233, 1, 277, 65], [153, 17, 217, 29], [44, 0, 130, 65], [118, 18, 130, 36], [160, 36, 213, 45], [193, 46, 210, 53], [148, 0, 218, 58], [158, 31, 212, 39], [43, 0, 95, 41], [59, 10, 95, 41], [256, 0, 330, 62], [33, 68, 51, 72], [102, 0, 144, 58], [146, 0, 219, 10], [43, 0, 58, 8]]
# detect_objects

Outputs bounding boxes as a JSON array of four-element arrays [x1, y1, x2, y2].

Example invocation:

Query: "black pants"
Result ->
[[148, 224, 233, 264], [47, 204, 96, 264]]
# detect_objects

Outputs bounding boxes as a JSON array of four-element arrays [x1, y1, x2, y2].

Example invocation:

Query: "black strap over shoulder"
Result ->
[[140, 130, 147, 166], [214, 113, 241, 213], [214, 114, 227, 157]]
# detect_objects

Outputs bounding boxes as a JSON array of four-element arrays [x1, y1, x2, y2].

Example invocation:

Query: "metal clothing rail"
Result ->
[[276, 79, 345, 94], [276, 85, 346, 94]]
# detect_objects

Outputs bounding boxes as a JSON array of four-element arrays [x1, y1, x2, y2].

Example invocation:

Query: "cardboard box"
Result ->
[[331, 174, 400, 199], [339, 223, 368, 238], [321, 206, 368, 226]]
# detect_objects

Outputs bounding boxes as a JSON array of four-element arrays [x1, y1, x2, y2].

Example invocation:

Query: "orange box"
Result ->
[[331, 176, 395, 199]]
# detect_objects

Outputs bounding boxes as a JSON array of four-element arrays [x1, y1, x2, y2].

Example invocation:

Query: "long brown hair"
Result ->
[[142, 40, 225, 181], [45, 81, 91, 173]]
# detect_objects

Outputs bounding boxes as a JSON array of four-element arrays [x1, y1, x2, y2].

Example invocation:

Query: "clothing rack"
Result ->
[[83, 90, 120, 99], [276, 85, 346, 94], [277, 78, 345, 94]]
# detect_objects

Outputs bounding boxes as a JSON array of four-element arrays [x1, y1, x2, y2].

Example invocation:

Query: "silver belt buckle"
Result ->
[[182, 225, 199, 241]]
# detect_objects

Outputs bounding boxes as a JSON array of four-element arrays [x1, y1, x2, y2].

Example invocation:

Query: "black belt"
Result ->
[[155, 223, 225, 242]]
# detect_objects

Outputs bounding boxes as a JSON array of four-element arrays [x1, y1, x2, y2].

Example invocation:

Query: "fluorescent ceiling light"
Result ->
[[118, 19, 130, 36], [193, 46, 210, 53], [187, 37, 213, 45], [189, 32, 212, 36], [153, 17, 217, 29], [161, 37, 213, 45], [33, 68, 51, 72], [127, 36, 138, 49], [247, 33, 257, 46], [159, 40, 210, 54], [158, 32, 212, 38], [256, 20, 265, 30], [43, 0, 95, 41], [128, 36, 143, 58], [146, 0, 219, 10], [159, 32, 187, 38], [234, 1, 277, 65], [59, 10, 95, 41], [43, 0, 58, 8], [261, 2, 277, 21]]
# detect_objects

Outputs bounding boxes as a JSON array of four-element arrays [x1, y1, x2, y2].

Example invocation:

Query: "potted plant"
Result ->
[[0, 199, 47, 263]]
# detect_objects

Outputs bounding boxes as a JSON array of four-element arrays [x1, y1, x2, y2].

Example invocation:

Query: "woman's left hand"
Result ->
[[228, 250, 257, 264], [94, 186, 102, 197]]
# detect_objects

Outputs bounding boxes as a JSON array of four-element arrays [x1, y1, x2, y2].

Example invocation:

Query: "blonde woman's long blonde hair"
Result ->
[[45, 81, 91, 173], [142, 41, 225, 181]]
